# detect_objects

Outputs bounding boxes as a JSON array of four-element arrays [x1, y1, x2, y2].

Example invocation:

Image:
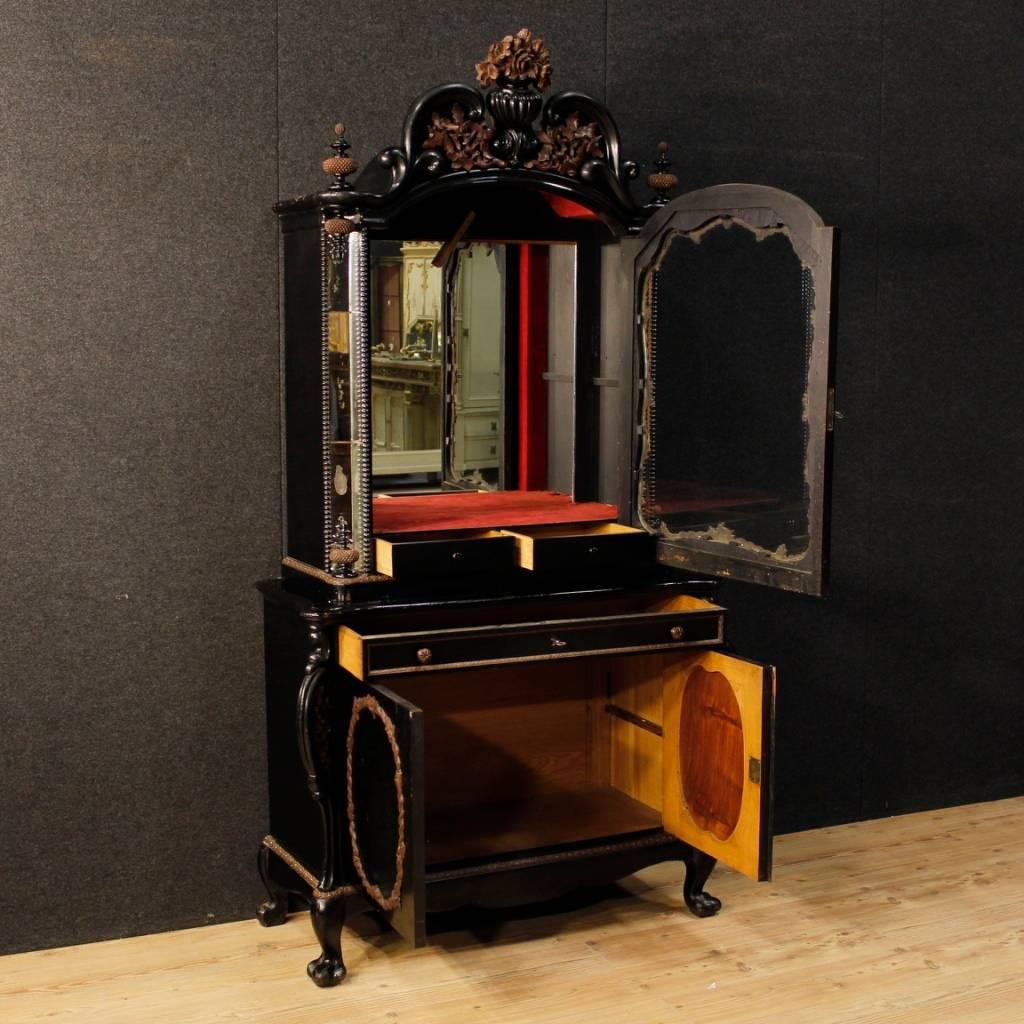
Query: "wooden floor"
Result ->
[[2, 798, 1021, 1024]]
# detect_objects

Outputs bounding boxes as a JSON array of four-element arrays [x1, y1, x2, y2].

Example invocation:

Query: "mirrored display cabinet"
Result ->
[[258, 28, 836, 986]]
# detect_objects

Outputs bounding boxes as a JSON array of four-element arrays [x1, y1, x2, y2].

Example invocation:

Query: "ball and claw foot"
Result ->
[[257, 844, 291, 927], [685, 888, 722, 918], [307, 955, 347, 988], [683, 848, 722, 918], [257, 897, 289, 927], [307, 894, 348, 986]]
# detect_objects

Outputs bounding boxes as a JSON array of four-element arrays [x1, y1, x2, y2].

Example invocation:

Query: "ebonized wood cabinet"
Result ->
[[257, 27, 835, 986]]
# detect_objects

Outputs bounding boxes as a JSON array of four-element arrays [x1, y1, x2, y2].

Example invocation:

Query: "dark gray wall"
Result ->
[[2, 2, 1021, 953], [0, 3, 279, 953]]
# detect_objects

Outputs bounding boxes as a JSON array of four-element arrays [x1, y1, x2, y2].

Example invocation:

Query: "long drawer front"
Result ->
[[338, 595, 725, 680]]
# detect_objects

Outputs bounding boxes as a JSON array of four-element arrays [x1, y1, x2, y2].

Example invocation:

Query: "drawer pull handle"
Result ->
[[451, 551, 464, 561], [669, 625, 685, 641], [587, 545, 599, 555], [416, 647, 433, 664], [550, 637, 568, 650]]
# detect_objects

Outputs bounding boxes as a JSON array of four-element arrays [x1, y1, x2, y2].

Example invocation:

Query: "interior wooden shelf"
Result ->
[[424, 786, 662, 867]]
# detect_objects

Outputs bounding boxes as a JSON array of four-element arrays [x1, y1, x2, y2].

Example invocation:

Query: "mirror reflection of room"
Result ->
[[446, 242, 505, 490], [370, 241, 444, 482], [369, 237, 576, 501]]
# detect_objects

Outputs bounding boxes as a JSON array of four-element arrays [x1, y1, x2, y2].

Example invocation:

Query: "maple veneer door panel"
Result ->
[[662, 650, 776, 881]]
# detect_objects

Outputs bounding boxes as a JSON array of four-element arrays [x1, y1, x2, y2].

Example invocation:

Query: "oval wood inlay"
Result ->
[[679, 666, 744, 840], [347, 698, 405, 910]]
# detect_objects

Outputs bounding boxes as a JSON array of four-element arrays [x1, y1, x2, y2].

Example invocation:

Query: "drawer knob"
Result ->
[[587, 545, 599, 555], [669, 625, 685, 641], [451, 550, 464, 561], [416, 647, 433, 664], [550, 637, 568, 650]]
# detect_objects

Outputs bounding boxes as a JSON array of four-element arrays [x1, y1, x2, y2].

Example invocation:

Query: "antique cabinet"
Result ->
[[257, 28, 836, 986]]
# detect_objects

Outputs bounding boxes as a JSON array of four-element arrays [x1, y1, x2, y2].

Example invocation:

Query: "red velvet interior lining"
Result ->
[[518, 245, 549, 490], [540, 194, 601, 220], [373, 491, 618, 535]]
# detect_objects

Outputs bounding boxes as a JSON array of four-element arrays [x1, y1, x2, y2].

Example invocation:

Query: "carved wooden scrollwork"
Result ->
[[527, 113, 604, 177], [313, 27, 651, 230], [424, 103, 501, 171], [475, 27, 552, 91]]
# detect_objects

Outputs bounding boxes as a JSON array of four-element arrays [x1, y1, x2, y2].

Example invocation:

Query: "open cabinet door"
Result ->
[[346, 682, 426, 945], [662, 650, 776, 881], [635, 185, 836, 595]]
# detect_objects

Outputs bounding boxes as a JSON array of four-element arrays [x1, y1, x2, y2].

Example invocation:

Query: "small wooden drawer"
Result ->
[[338, 593, 725, 680], [375, 530, 515, 579], [502, 523, 654, 573]]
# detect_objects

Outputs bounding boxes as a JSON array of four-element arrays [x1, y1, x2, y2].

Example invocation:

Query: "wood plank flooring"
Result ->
[[1, 798, 1021, 1024]]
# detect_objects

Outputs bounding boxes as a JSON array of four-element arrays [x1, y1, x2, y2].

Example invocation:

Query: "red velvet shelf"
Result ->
[[372, 490, 618, 536]]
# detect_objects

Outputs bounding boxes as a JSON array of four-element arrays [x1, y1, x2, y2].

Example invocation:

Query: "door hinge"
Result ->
[[826, 387, 836, 432], [749, 756, 762, 785]]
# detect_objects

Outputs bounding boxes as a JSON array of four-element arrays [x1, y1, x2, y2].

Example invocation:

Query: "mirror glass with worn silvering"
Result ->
[[637, 188, 834, 595]]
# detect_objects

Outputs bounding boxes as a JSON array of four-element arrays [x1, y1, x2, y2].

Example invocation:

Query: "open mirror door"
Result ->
[[662, 650, 775, 881], [635, 185, 835, 594]]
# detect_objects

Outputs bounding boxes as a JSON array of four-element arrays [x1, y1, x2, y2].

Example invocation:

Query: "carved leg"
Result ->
[[307, 894, 348, 987], [256, 844, 290, 927], [683, 848, 722, 918]]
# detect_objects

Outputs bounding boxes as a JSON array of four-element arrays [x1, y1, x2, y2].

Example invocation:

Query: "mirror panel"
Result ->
[[637, 187, 834, 594], [446, 243, 506, 490], [369, 238, 578, 498], [544, 244, 577, 496], [370, 241, 444, 483], [645, 220, 809, 554]]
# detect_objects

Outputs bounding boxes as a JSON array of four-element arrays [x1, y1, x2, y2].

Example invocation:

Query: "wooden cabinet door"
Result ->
[[662, 650, 776, 881], [346, 682, 426, 945]]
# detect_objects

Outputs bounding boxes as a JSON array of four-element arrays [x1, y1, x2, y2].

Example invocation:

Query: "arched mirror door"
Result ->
[[635, 185, 836, 595]]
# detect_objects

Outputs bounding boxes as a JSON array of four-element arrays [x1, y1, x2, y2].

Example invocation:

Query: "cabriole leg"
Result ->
[[683, 847, 722, 918], [307, 894, 348, 987], [256, 844, 290, 927]]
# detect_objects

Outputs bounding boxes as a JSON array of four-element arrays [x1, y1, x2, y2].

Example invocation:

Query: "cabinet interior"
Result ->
[[386, 651, 682, 867]]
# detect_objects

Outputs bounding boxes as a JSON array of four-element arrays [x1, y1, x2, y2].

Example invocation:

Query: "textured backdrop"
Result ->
[[1, 1, 1021, 953]]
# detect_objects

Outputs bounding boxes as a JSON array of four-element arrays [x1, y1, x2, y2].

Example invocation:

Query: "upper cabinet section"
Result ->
[[635, 186, 836, 595], [273, 28, 838, 591]]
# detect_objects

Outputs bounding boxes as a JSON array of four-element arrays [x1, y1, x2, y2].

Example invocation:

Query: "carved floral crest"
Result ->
[[424, 104, 502, 171], [420, 28, 603, 176], [316, 27, 650, 225], [528, 113, 604, 176], [475, 27, 552, 91]]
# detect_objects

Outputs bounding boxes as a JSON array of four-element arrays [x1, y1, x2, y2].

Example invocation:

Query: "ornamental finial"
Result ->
[[647, 141, 678, 205], [321, 122, 359, 192]]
